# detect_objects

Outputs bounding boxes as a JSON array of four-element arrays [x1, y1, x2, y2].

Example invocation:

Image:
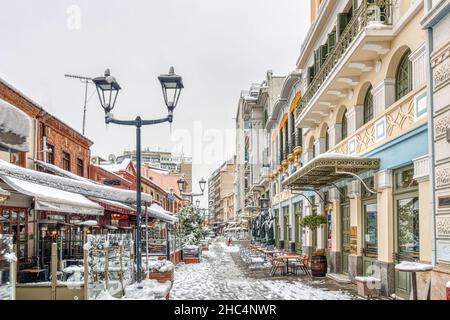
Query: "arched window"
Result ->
[[341, 110, 348, 140], [396, 50, 412, 101], [364, 85, 374, 124], [311, 139, 316, 159], [325, 127, 330, 152]]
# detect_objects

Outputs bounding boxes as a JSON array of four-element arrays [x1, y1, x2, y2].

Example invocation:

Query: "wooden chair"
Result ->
[[269, 257, 287, 276]]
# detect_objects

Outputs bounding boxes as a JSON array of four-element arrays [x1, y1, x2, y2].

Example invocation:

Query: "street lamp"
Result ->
[[195, 199, 200, 209], [177, 177, 207, 203], [93, 67, 183, 288]]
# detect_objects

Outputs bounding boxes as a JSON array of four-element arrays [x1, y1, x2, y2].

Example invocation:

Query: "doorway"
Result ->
[[341, 204, 350, 274]]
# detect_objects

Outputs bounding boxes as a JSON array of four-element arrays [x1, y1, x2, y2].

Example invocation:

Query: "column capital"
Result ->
[[347, 180, 362, 198], [413, 155, 430, 183], [376, 169, 393, 190], [329, 187, 341, 202]]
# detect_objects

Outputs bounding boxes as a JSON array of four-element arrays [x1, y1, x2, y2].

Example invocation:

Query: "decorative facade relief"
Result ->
[[432, 42, 450, 91], [376, 169, 393, 190], [435, 115, 450, 138], [436, 165, 450, 187], [413, 155, 430, 183], [436, 215, 450, 238]]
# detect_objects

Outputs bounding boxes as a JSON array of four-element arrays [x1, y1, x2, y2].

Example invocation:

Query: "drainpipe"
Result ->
[[424, 0, 437, 266]]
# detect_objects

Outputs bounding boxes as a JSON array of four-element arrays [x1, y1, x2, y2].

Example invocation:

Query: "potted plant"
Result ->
[[300, 214, 328, 277]]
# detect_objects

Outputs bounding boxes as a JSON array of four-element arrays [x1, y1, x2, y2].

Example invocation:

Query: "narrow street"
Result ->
[[170, 241, 360, 300]]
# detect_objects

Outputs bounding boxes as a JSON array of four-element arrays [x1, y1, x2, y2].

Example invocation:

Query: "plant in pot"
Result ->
[[300, 214, 328, 277]]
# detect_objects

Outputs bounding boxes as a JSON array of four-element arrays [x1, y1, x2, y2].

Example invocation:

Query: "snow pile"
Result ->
[[395, 261, 433, 272], [261, 280, 353, 300], [123, 279, 171, 300], [4, 252, 17, 263], [147, 259, 174, 273], [220, 242, 240, 253], [0, 285, 11, 301]]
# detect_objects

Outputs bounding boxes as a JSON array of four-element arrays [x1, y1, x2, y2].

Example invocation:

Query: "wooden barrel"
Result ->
[[310, 255, 327, 277]]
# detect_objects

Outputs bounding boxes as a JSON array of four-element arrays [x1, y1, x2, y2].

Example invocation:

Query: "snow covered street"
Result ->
[[170, 241, 359, 300]]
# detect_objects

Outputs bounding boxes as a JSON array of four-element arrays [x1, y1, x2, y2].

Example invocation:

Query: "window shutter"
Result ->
[[337, 13, 348, 40], [320, 44, 328, 67], [328, 32, 336, 52]]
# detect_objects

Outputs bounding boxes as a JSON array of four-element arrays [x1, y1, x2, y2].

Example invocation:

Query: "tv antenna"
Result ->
[[64, 74, 93, 135]]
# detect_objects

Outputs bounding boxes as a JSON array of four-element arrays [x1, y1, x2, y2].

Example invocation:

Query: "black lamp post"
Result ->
[[177, 177, 206, 203], [93, 67, 183, 287]]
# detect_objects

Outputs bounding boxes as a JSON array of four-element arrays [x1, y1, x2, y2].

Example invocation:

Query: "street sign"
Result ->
[[168, 194, 175, 201]]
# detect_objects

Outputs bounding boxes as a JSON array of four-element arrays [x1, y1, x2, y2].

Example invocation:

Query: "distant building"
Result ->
[[208, 159, 235, 230], [116, 148, 192, 192]]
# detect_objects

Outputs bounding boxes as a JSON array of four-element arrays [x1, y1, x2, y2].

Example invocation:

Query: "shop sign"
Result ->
[[438, 196, 450, 209]]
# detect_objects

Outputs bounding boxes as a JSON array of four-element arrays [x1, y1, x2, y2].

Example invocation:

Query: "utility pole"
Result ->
[[64, 74, 93, 135]]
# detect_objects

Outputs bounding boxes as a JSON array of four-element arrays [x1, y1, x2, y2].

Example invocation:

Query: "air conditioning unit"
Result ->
[[90, 156, 100, 165]]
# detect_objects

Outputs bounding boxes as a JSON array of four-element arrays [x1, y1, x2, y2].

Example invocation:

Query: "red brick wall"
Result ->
[[0, 80, 92, 176]]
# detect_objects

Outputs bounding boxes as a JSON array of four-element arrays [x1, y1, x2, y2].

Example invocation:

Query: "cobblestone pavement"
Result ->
[[170, 241, 361, 300]]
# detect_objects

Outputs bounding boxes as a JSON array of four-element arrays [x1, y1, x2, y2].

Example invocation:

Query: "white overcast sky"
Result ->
[[0, 0, 310, 207]]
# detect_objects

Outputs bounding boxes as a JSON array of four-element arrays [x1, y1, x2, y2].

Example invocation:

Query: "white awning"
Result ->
[[145, 203, 178, 225], [1, 176, 103, 215], [0, 160, 151, 204]]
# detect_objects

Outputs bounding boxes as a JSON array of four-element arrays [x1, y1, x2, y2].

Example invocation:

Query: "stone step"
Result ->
[[327, 273, 352, 284]]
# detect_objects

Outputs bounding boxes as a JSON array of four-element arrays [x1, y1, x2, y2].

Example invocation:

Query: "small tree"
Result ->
[[299, 214, 328, 256], [178, 206, 208, 247]]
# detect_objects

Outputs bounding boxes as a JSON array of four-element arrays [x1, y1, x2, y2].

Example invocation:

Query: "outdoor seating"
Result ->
[[269, 257, 287, 276], [289, 256, 310, 276]]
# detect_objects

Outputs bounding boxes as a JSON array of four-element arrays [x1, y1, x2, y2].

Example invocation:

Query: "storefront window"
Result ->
[[0, 208, 28, 259], [364, 203, 377, 254], [397, 197, 419, 255], [395, 167, 417, 191]]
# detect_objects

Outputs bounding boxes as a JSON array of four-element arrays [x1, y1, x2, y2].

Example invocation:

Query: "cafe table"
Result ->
[[395, 261, 432, 300], [275, 255, 303, 276]]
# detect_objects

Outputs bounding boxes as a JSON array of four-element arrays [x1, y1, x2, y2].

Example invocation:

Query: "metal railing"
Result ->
[[295, 0, 393, 120]]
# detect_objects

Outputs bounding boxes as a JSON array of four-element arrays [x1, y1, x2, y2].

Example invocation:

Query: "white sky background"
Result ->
[[0, 0, 310, 208]]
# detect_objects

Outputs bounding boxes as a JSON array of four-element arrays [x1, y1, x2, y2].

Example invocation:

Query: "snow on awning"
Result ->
[[1, 176, 103, 215], [282, 153, 380, 189], [0, 160, 151, 204], [91, 197, 136, 216], [0, 100, 30, 153], [146, 203, 178, 225]]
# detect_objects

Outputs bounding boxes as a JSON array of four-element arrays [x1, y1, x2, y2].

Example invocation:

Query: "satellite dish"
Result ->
[[108, 154, 117, 163]]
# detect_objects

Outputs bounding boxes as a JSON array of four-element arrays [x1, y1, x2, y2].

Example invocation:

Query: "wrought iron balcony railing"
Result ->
[[295, 0, 393, 120]]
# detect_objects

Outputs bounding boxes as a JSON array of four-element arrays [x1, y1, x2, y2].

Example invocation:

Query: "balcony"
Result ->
[[330, 85, 426, 156], [296, 0, 394, 127]]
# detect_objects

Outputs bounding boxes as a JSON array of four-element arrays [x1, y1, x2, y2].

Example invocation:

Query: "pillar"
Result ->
[[314, 138, 326, 156], [304, 149, 314, 163], [376, 169, 395, 296], [346, 105, 364, 135], [413, 156, 432, 263], [348, 180, 363, 281], [316, 192, 326, 250], [329, 187, 341, 273], [302, 200, 313, 257], [328, 124, 342, 149], [372, 79, 395, 117]]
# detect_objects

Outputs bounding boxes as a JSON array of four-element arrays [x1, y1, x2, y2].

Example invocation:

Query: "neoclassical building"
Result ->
[[277, 0, 431, 299], [421, 0, 450, 300]]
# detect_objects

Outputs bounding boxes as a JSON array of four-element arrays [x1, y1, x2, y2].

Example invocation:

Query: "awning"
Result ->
[[0, 159, 151, 204], [0, 100, 30, 153], [1, 176, 103, 215], [91, 198, 136, 216], [282, 153, 380, 189], [146, 203, 178, 225]]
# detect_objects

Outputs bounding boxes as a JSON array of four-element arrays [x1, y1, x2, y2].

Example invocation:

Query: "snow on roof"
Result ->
[[0, 160, 151, 204], [34, 159, 91, 183], [1, 175, 103, 215], [0, 99, 31, 152], [99, 159, 133, 172]]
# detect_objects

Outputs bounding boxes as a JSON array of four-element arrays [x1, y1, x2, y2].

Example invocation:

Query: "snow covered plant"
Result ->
[[178, 206, 208, 247], [148, 259, 174, 273]]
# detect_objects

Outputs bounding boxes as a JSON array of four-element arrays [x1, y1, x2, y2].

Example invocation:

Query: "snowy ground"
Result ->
[[170, 241, 358, 300]]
